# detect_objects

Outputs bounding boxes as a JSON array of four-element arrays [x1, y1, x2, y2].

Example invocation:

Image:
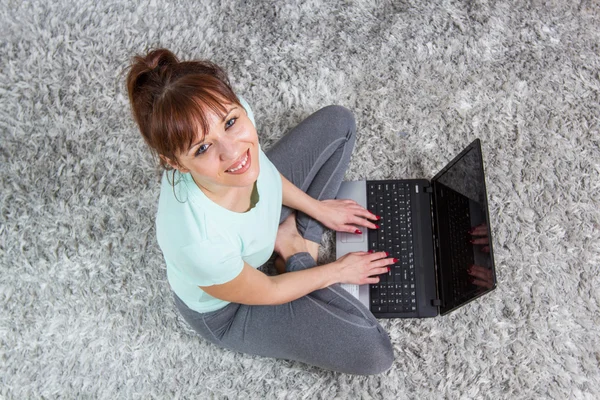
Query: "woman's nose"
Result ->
[[219, 140, 242, 162]]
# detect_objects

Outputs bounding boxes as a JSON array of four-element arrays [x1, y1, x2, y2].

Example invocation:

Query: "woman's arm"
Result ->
[[200, 254, 392, 306], [280, 173, 326, 221], [280, 173, 379, 232], [200, 262, 339, 306]]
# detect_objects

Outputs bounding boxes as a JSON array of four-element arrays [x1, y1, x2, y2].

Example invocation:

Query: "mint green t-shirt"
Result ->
[[155, 98, 283, 313]]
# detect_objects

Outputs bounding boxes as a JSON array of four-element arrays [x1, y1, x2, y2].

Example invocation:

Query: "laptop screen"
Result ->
[[431, 139, 496, 315]]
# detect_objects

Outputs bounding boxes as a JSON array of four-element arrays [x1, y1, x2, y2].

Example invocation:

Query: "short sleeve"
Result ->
[[175, 240, 244, 287], [238, 96, 256, 127]]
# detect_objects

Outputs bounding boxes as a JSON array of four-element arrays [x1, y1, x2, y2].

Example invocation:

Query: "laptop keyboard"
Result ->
[[367, 182, 417, 313]]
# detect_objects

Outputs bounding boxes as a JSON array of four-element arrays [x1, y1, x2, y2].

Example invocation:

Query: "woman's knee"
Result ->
[[316, 105, 357, 142], [340, 327, 394, 375], [357, 336, 394, 375]]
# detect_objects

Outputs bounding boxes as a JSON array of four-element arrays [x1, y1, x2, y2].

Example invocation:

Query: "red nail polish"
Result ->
[[368, 250, 374, 253], [355, 229, 362, 234], [385, 252, 389, 257], [374, 224, 380, 229], [377, 215, 382, 220], [387, 267, 391, 272], [393, 258, 399, 263]]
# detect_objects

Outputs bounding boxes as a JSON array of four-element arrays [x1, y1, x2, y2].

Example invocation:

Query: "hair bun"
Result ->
[[126, 48, 180, 106], [142, 48, 179, 71]]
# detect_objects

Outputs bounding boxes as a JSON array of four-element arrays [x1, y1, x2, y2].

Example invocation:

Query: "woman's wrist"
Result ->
[[308, 198, 327, 223], [321, 260, 343, 286]]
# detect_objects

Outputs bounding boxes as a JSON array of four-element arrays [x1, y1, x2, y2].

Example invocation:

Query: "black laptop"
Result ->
[[335, 139, 497, 318]]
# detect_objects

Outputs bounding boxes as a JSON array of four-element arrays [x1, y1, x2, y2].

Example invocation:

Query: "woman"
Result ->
[[126, 48, 396, 375]]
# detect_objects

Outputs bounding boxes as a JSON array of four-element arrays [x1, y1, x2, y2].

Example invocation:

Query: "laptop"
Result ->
[[335, 139, 497, 318]]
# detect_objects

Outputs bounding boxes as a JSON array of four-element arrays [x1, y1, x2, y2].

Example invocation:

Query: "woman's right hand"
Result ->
[[333, 251, 397, 285]]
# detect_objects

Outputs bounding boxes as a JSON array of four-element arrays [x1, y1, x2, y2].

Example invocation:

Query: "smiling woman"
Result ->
[[126, 48, 395, 375]]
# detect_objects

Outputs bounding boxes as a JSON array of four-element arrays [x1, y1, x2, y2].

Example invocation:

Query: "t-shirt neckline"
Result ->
[[181, 167, 261, 218]]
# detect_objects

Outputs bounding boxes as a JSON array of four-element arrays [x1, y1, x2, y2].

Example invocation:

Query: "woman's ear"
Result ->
[[160, 155, 190, 173]]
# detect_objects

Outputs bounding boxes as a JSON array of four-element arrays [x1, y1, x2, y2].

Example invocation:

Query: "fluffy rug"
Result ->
[[2, 0, 599, 398]]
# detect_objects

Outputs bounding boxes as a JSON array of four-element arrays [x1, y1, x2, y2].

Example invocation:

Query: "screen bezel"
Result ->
[[431, 138, 497, 315]]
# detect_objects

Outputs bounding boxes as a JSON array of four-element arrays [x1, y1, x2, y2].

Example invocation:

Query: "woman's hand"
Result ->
[[317, 199, 380, 234], [333, 251, 396, 285], [467, 265, 494, 289], [470, 223, 490, 253]]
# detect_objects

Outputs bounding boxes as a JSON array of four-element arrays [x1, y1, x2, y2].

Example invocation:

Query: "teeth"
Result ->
[[227, 152, 248, 172]]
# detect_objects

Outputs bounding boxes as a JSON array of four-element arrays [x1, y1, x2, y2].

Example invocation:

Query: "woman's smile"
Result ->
[[225, 149, 251, 174]]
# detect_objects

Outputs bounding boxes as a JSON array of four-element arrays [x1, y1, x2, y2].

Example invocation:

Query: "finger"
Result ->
[[367, 250, 390, 260], [470, 226, 488, 236], [370, 257, 398, 268], [378, 266, 392, 275], [359, 208, 381, 221], [368, 266, 391, 276], [468, 265, 489, 280], [358, 210, 381, 222], [343, 204, 379, 221], [342, 225, 364, 235], [482, 246, 490, 253], [472, 278, 493, 289], [470, 237, 489, 245], [471, 223, 487, 230], [350, 216, 380, 230], [364, 276, 381, 285]]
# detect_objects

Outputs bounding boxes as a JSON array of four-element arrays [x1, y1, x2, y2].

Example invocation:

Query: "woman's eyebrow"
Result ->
[[187, 106, 239, 154], [222, 106, 238, 121]]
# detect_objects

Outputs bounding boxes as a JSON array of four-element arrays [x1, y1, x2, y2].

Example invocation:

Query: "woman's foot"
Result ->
[[274, 212, 321, 274], [305, 240, 320, 263], [274, 239, 319, 274], [274, 212, 308, 260]]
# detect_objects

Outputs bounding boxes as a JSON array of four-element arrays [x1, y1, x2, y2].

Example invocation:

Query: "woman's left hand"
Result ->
[[317, 199, 380, 234]]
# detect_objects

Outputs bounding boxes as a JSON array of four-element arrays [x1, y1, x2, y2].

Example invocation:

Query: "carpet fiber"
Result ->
[[1, 0, 599, 398]]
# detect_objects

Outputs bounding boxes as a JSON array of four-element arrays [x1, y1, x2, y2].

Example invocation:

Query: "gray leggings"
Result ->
[[174, 106, 394, 375]]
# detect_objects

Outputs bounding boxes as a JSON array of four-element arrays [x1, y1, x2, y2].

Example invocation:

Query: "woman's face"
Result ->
[[169, 102, 260, 194]]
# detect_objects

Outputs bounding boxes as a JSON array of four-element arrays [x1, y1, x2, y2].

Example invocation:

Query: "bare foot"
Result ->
[[305, 239, 319, 263], [274, 213, 308, 262], [274, 239, 319, 275]]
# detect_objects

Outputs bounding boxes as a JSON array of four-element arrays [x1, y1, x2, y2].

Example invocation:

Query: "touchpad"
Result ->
[[340, 231, 365, 243]]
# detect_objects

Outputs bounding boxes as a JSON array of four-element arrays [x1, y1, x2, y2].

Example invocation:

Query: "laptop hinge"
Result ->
[[431, 299, 442, 307]]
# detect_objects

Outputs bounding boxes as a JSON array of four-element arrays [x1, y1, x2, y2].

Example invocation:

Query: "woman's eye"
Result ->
[[196, 144, 210, 156], [225, 118, 237, 129]]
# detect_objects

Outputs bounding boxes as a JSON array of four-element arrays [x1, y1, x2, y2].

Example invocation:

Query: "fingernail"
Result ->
[[374, 224, 380, 229], [385, 252, 389, 257], [387, 267, 391, 272], [468, 229, 473, 234], [355, 229, 362, 234], [393, 258, 399, 263], [469, 240, 475, 244], [368, 250, 374, 253]]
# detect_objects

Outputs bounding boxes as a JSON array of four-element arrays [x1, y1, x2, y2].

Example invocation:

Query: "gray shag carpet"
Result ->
[[2, 0, 599, 398]]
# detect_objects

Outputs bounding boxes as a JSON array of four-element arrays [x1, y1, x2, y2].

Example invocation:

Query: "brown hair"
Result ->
[[126, 48, 241, 170]]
